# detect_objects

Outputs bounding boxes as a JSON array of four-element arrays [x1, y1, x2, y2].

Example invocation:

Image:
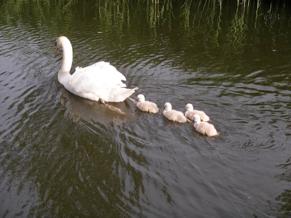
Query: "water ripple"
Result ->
[[0, 4, 291, 217]]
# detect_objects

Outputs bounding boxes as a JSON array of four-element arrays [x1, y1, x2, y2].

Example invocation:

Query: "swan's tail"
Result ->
[[128, 97, 137, 104], [108, 87, 138, 102]]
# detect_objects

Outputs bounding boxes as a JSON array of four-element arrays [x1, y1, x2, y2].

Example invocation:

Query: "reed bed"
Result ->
[[0, 0, 290, 41]]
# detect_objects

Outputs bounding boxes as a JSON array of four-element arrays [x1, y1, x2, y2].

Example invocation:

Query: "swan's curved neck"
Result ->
[[58, 39, 73, 85]]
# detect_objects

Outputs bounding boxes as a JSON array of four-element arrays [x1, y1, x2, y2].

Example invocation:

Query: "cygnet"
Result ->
[[163, 102, 187, 123], [185, 103, 210, 122], [193, 114, 218, 137], [136, 94, 159, 113]]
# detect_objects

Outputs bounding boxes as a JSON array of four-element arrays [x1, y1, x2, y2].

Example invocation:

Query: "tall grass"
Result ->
[[0, 0, 290, 32]]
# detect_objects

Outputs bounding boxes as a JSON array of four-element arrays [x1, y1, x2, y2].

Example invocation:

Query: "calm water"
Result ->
[[0, 1, 291, 217]]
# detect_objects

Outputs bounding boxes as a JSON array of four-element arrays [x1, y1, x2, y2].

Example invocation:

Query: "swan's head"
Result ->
[[137, 94, 145, 102], [55, 36, 71, 53], [185, 103, 193, 111], [164, 102, 172, 111], [193, 114, 201, 123]]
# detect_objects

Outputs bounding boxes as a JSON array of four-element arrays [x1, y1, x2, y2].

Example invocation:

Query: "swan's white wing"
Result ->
[[75, 61, 126, 81], [66, 61, 136, 102], [70, 61, 126, 90], [106, 87, 137, 102]]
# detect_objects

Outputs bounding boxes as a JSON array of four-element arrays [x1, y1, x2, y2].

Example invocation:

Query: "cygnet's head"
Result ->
[[137, 94, 145, 102], [185, 103, 194, 111], [164, 102, 172, 111], [193, 114, 201, 123]]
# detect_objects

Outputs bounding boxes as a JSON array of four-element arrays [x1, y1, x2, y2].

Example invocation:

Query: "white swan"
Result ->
[[185, 103, 210, 122], [55, 36, 137, 103], [193, 115, 218, 137], [163, 102, 187, 123], [136, 94, 159, 113]]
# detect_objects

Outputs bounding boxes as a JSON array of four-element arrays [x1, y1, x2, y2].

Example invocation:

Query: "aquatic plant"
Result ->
[[0, 0, 290, 46], [0, 0, 289, 28]]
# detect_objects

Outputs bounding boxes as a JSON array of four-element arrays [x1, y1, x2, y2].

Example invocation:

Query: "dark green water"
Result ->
[[0, 0, 291, 217]]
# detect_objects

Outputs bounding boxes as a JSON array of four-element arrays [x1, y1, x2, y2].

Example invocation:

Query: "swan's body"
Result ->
[[185, 103, 210, 122], [56, 36, 137, 102], [163, 102, 187, 123], [136, 94, 159, 113], [193, 115, 218, 137]]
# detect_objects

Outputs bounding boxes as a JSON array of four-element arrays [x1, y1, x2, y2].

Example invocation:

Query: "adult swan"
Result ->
[[55, 36, 137, 103]]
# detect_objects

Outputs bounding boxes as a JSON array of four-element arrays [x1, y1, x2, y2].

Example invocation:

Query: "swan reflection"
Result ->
[[60, 88, 136, 125]]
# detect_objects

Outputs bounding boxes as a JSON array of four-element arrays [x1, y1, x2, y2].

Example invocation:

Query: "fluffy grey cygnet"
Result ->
[[163, 102, 187, 123], [185, 103, 210, 122], [193, 114, 218, 137], [136, 94, 159, 113]]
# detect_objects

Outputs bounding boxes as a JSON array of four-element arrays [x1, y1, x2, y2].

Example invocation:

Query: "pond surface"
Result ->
[[0, 0, 291, 217]]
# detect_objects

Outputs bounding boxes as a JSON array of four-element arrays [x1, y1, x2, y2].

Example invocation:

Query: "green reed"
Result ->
[[0, 0, 289, 35]]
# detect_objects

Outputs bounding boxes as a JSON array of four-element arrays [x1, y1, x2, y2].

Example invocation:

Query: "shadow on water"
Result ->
[[60, 88, 135, 125], [0, 0, 291, 217]]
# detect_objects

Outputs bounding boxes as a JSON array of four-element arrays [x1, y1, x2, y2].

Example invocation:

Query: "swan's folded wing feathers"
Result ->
[[67, 61, 135, 102], [70, 63, 126, 92], [69, 73, 124, 96], [106, 87, 137, 102], [75, 66, 82, 71], [78, 61, 126, 81]]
